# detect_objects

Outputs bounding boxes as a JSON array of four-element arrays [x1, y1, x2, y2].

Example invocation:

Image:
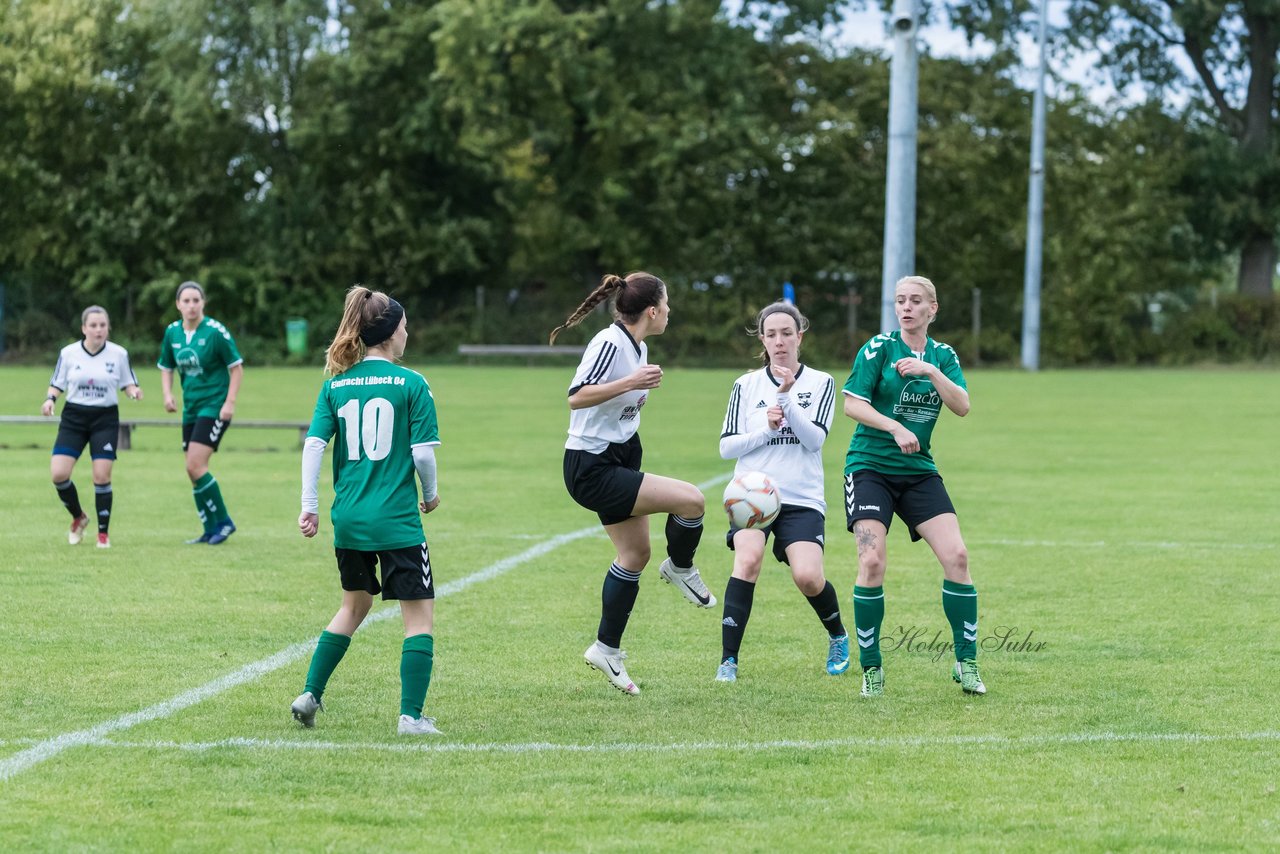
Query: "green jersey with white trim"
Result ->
[[307, 357, 440, 551], [157, 317, 244, 421], [842, 331, 966, 476]]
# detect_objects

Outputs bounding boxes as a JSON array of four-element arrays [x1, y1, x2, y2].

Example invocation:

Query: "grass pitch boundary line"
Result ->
[[34, 729, 1280, 756], [0, 528, 596, 783], [0, 475, 730, 784]]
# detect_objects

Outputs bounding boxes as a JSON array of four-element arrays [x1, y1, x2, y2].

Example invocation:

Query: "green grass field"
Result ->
[[1, 362, 1278, 851]]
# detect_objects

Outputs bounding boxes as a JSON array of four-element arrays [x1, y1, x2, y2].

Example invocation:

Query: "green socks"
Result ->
[[942, 579, 979, 660], [853, 585, 885, 669], [400, 634, 435, 718], [851, 581, 979, 668], [301, 631, 435, 716], [192, 472, 228, 533], [304, 630, 351, 701]]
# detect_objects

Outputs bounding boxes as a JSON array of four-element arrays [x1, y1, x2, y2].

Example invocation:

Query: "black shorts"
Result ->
[[844, 469, 955, 542], [726, 504, 825, 566], [335, 543, 434, 600], [53, 403, 119, 460], [563, 434, 644, 526], [182, 416, 230, 451]]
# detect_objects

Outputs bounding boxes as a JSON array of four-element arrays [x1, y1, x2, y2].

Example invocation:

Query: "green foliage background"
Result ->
[[0, 0, 1273, 365]]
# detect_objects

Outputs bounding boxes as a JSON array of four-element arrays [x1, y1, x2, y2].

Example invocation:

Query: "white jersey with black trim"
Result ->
[[49, 341, 137, 408], [720, 364, 836, 513], [565, 322, 649, 453]]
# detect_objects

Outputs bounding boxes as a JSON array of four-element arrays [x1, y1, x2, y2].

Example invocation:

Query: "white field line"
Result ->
[[0, 475, 730, 784], [27, 729, 1280, 756]]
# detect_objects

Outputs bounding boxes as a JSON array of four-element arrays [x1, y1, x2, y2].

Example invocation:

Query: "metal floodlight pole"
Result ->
[[880, 0, 920, 334], [1021, 0, 1049, 370]]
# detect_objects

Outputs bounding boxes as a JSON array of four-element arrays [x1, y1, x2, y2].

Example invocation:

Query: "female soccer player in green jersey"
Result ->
[[292, 286, 443, 736], [157, 282, 243, 545], [841, 275, 985, 698]]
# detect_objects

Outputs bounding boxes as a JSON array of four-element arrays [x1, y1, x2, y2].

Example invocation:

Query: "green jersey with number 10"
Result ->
[[307, 357, 440, 551], [842, 331, 966, 477]]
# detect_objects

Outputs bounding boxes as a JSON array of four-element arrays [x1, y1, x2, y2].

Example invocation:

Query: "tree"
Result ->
[[948, 0, 1278, 297], [0, 0, 260, 345]]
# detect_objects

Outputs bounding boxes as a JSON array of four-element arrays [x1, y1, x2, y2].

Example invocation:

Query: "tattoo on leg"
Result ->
[[854, 523, 877, 554]]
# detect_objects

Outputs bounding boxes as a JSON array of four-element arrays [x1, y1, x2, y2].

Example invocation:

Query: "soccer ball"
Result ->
[[722, 471, 781, 529]]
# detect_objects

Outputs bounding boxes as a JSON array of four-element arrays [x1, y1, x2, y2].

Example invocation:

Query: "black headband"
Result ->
[[360, 298, 404, 347]]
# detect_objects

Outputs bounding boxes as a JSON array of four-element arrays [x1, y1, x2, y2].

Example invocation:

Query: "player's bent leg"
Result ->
[[51, 455, 89, 543], [50, 455, 75, 483], [629, 473, 704, 519], [635, 475, 713, 607], [787, 543, 848, 675], [604, 515, 651, 572], [915, 513, 969, 584], [184, 442, 214, 482], [326, 590, 374, 635], [295, 591, 373, 728], [787, 545, 826, 597]]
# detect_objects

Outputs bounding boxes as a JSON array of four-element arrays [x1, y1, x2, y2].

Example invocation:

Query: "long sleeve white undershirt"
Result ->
[[776, 391, 827, 451], [412, 444, 438, 502], [300, 436, 326, 513], [719, 428, 778, 459]]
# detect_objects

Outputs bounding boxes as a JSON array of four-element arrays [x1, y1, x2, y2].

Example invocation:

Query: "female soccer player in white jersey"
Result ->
[[293, 286, 444, 736], [42, 306, 143, 548], [158, 282, 244, 545], [842, 275, 983, 698], [714, 301, 847, 683], [551, 271, 712, 696]]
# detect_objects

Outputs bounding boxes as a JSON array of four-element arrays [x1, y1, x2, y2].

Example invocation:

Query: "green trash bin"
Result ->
[[285, 318, 308, 356]]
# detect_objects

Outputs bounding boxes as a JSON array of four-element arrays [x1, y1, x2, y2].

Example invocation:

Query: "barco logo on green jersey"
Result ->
[[892, 380, 940, 423], [176, 349, 203, 376]]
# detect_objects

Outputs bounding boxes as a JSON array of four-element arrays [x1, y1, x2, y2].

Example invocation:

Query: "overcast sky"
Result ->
[[827, 4, 1126, 103]]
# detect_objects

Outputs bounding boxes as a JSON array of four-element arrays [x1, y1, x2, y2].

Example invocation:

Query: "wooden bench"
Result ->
[[458, 344, 585, 364], [0, 416, 310, 450]]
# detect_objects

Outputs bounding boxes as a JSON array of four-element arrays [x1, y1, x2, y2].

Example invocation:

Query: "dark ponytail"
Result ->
[[549, 271, 667, 344]]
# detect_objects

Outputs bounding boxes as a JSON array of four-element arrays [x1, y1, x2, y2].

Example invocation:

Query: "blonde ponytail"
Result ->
[[325, 286, 391, 375]]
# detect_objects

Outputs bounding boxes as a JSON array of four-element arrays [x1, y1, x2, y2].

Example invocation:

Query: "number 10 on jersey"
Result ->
[[336, 398, 395, 461]]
